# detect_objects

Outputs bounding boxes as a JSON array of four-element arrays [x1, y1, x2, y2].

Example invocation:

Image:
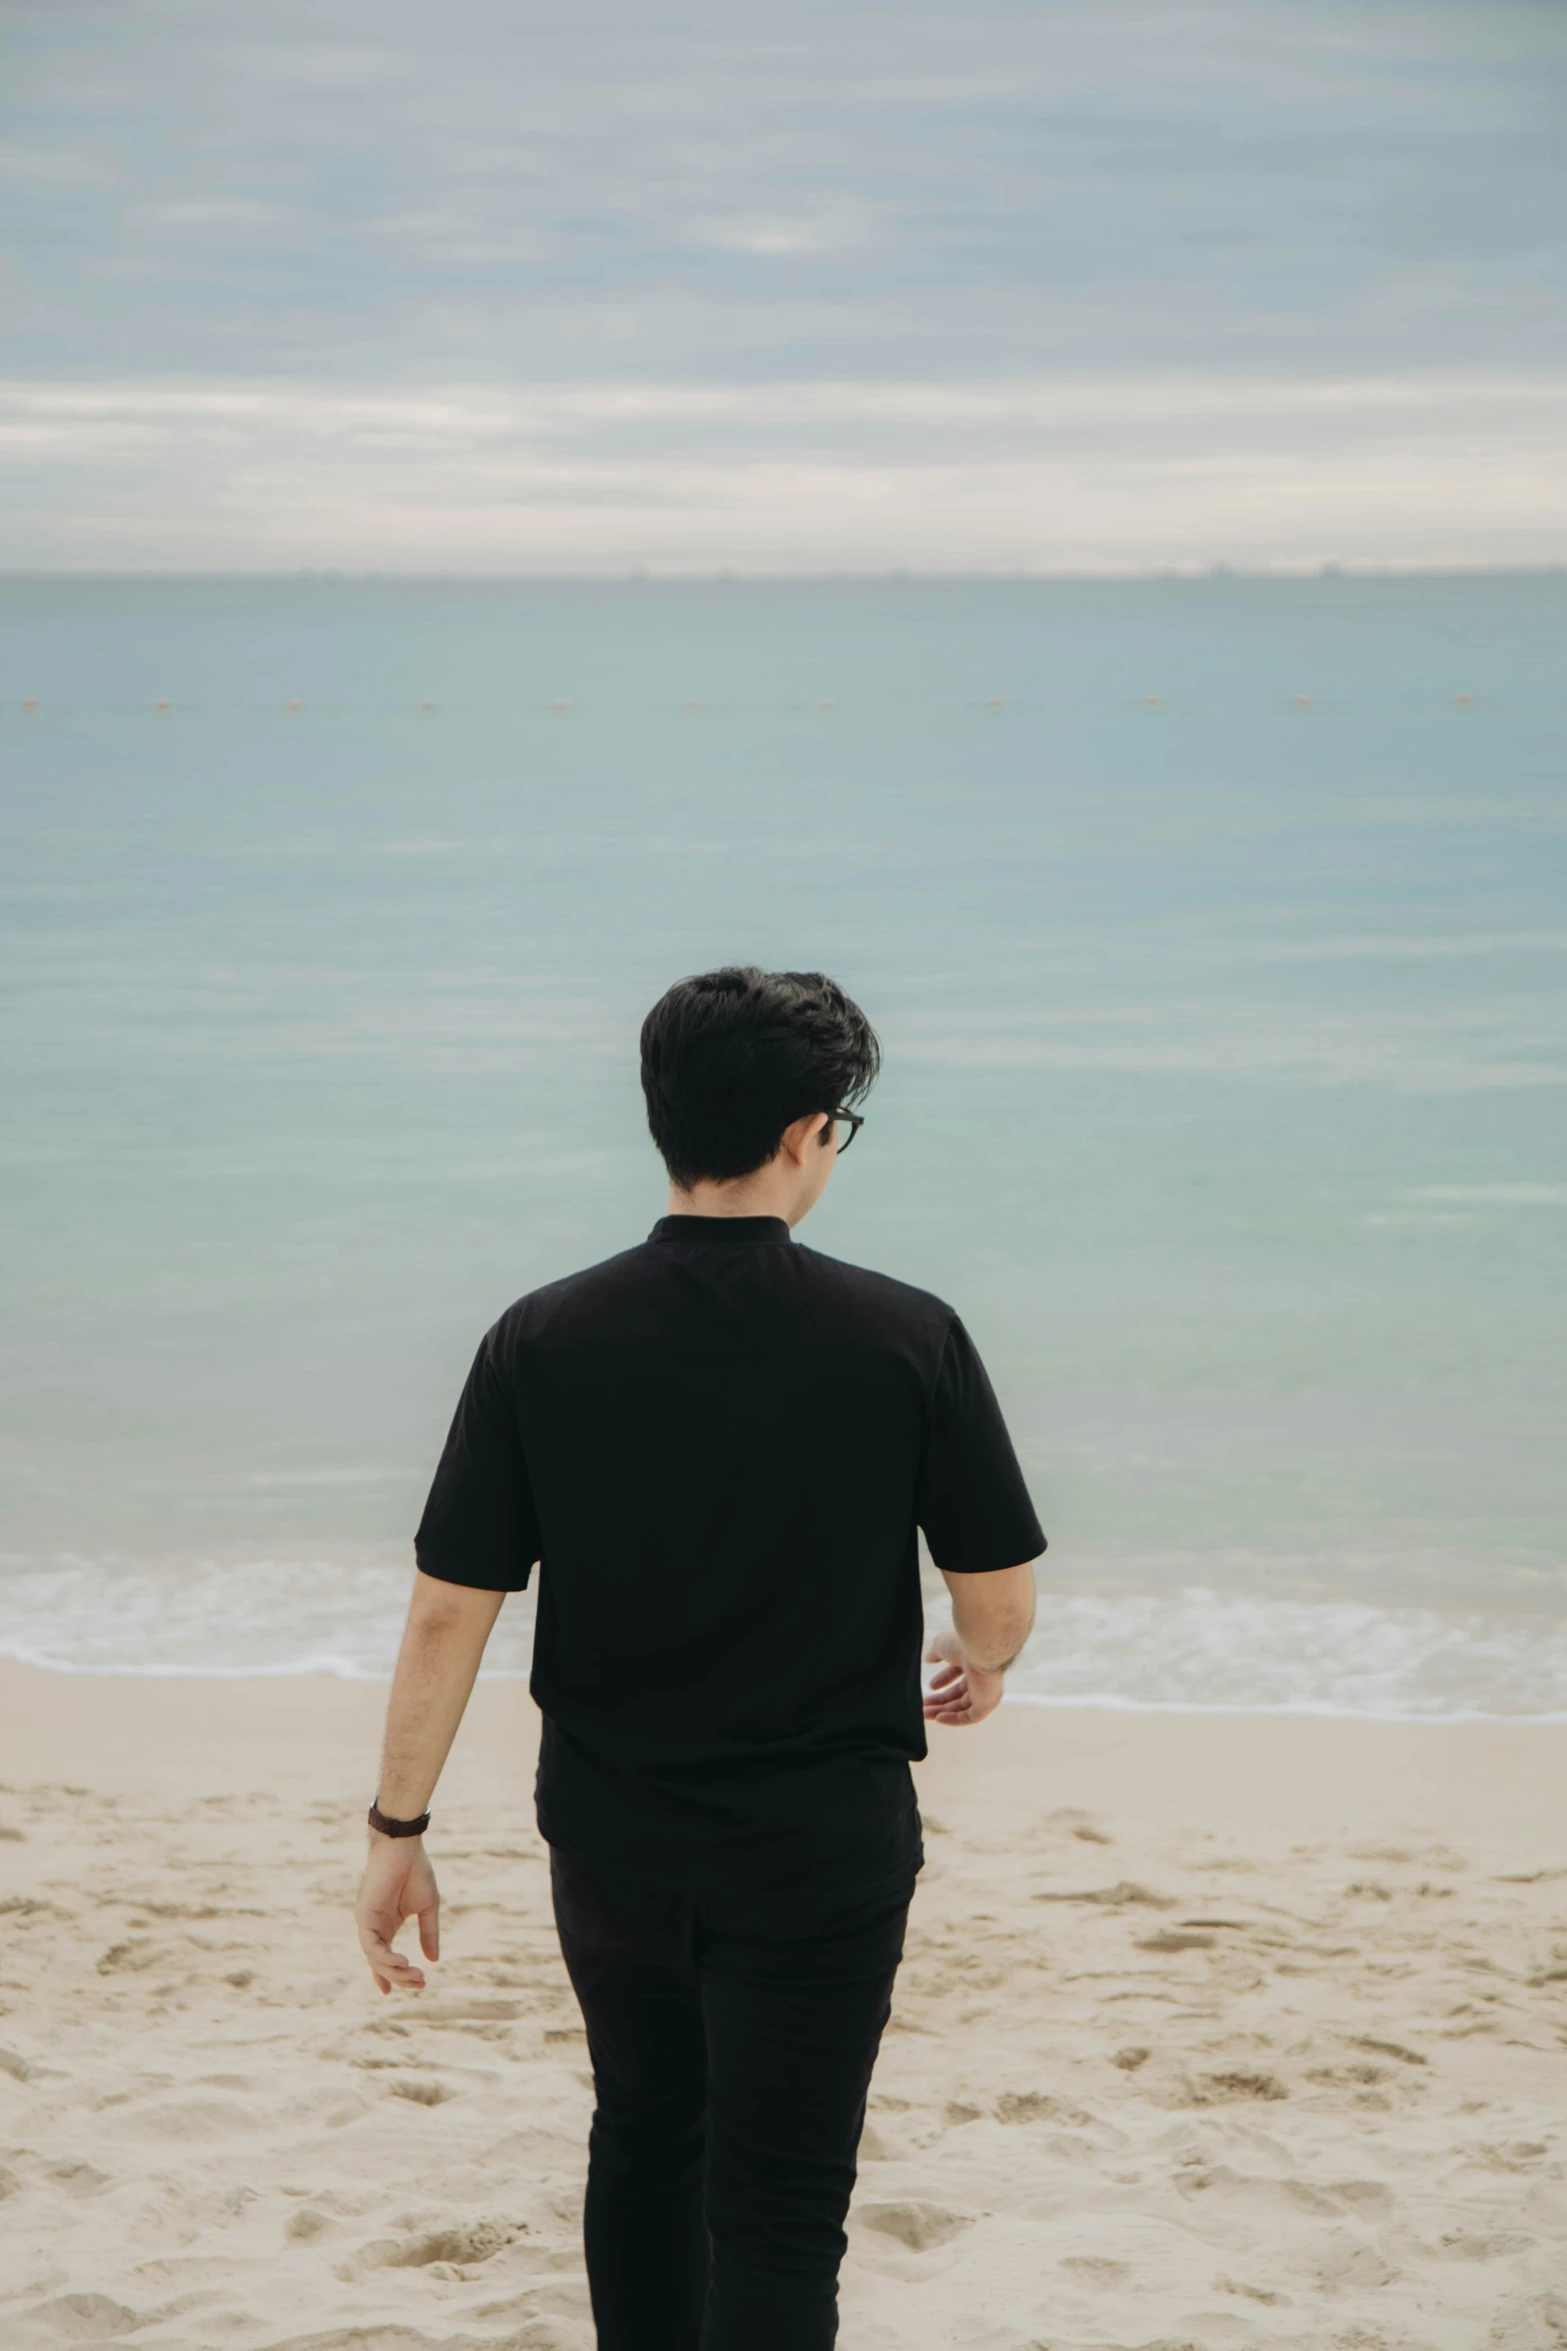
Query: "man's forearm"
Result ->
[[955, 1625, 1031, 1675], [944, 1561, 1037, 1676], [375, 1574, 505, 1819]]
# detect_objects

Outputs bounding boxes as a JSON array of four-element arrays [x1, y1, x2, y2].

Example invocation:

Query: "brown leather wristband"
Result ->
[[368, 1800, 430, 1838]]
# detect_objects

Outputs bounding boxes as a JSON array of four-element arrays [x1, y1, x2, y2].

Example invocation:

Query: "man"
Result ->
[[355, 965, 1044, 2351]]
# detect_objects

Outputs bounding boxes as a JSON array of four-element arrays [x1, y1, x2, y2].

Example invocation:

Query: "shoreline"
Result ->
[[7, 1651, 1567, 1730], [4, 1653, 1565, 1850]]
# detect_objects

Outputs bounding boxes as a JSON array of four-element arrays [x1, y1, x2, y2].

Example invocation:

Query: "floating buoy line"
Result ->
[[10, 693, 1488, 719]]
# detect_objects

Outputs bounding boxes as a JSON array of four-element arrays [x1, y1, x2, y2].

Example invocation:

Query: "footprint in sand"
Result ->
[[1352, 2035, 1428, 2068], [995, 2090, 1092, 2126], [42, 2158, 111, 2196], [1305, 2235, 1399, 2291], [1436, 2230, 1537, 2260], [102, 2097, 259, 2142], [1489, 2290, 1567, 2350], [857, 2201, 973, 2251], [1329, 2179, 1395, 2219], [25, 2294, 144, 2340], [1176, 2165, 1338, 2217], [1186, 2068, 1288, 2104], [1215, 2273, 1292, 2306], [1465, 2141, 1549, 2172], [342, 2218, 519, 2275], [1036, 1880, 1174, 1910], [96, 1939, 174, 1974], [1059, 2255, 1130, 2289]]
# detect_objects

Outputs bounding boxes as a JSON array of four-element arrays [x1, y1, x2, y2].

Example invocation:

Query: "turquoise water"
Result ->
[[2, 576, 1564, 1707]]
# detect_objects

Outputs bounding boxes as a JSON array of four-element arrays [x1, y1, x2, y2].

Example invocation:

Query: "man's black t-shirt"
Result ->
[[414, 1215, 1045, 1895]]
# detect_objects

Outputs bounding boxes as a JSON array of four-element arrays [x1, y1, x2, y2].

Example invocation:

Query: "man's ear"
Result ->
[[780, 1111, 829, 1166]]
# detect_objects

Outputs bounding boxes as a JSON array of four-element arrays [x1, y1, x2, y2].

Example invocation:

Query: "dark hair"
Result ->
[[640, 966, 881, 1188]]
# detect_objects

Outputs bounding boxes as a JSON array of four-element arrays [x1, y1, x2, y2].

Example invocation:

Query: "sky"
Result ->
[[3, 0, 1565, 571]]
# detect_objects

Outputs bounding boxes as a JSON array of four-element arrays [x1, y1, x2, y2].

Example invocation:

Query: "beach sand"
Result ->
[[2, 1658, 1566, 2349]]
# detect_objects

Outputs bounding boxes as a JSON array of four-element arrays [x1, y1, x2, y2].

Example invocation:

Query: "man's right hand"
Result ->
[[356, 1834, 441, 1994], [926, 1559, 1038, 1727], [922, 1627, 1007, 1727]]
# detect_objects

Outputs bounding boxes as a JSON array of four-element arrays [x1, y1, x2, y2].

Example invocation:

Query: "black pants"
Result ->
[[550, 1845, 914, 2351]]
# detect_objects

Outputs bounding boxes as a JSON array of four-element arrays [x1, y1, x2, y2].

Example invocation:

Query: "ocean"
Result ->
[[2, 574, 1564, 1714]]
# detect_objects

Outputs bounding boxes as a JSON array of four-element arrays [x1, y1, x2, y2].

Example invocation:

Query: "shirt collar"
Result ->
[[650, 1215, 793, 1247]]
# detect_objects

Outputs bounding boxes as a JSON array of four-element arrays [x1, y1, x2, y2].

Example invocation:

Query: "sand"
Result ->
[[2, 1659, 1566, 2350]]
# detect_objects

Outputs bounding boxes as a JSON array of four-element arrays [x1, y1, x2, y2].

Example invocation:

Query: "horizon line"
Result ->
[[4, 562, 1566, 587]]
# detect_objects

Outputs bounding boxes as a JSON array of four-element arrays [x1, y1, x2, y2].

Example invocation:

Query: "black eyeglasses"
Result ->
[[829, 1107, 865, 1154]]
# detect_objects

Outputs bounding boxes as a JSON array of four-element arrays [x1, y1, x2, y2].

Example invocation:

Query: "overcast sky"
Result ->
[[4, 0, 1565, 570]]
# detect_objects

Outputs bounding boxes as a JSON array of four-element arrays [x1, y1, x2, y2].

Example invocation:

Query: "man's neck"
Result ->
[[668, 1175, 808, 1228]]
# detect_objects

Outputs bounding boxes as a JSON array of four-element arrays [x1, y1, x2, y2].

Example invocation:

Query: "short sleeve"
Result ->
[[916, 1317, 1046, 1574], [414, 1322, 541, 1592]]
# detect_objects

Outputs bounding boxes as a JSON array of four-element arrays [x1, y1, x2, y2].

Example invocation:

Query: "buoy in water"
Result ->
[[420, 699, 436, 714], [1291, 693, 1312, 709], [683, 699, 702, 715], [1455, 693, 1473, 708], [21, 697, 37, 713], [155, 698, 171, 713], [550, 700, 571, 716], [286, 699, 302, 714], [819, 699, 836, 714], [1143, 694, 1161, 709], [986, 697, 1004, 713]]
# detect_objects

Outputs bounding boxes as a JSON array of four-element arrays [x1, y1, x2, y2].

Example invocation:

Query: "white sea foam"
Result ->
[[1001, 1590, 1567, 1721], [3, 1558, 1566, 1720], [0, 1557, 535, 1683]]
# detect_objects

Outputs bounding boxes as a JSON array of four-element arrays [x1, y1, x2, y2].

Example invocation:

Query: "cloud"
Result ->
[[1, 370, 1564, 571], [7, 0, 1566, 376], [0, 145, 111, 188], [2, 0, 1565, 562], [145, 198, 290, 232], [693, 215, 872, 257]]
